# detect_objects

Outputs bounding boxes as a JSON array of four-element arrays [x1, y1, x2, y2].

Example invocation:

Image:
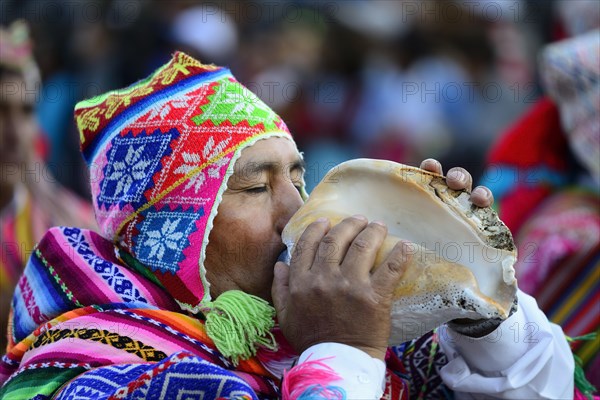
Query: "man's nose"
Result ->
[[276, 183, 304, 234]]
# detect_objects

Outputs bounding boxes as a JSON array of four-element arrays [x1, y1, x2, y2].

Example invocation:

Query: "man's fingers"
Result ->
[[420, 158, 443, 175], [371, 241, 411, 294], [272, 261, 290, 317], [291, 218, 330, 273], [342, 221, 387, 278], [471, 186, 494, 208], [447, 167, 473, 191], [315, 215, 368, 268]]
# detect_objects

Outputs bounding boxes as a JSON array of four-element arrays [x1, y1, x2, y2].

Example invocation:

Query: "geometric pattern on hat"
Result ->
[[98, 128, 178, 208], [134, 206, 203, 275], [191, 77, 281, 129], [74, 52, 296, 312]]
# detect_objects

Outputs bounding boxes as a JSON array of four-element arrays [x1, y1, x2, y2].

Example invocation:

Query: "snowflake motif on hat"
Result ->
[[107, 145, 151, 195], [174, 136, 232, 193], [144, 218, 184, 260], [98, 129, 177, 208], [135, 209, 202, 274], [146, 94, 194, 121]]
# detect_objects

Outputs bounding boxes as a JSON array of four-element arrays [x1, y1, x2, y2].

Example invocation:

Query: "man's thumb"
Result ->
[[271, 261, 290, 315]]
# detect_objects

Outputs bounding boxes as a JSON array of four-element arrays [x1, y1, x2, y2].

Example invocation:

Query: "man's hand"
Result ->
[[421, 158, 509, 337], [272, 216, 409, 360], [420, 158, 494, 208]]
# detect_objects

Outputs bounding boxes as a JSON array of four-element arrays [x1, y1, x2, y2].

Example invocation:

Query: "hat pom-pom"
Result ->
[[203, 290, 278, 365]]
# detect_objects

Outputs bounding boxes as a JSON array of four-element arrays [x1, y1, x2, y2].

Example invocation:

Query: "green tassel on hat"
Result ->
[[202, 290, 278, 365]]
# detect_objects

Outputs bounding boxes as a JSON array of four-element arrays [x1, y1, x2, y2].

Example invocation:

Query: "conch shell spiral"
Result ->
[[282, 159, 518, 343]]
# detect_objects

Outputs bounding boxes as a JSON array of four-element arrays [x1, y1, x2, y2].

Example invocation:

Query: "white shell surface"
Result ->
[[282, 159, 518, 343]]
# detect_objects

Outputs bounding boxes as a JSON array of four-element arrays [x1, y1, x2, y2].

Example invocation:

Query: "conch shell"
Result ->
[[282, 159, 517, 343]]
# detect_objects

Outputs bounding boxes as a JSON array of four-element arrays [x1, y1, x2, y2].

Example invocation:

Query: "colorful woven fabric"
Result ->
[[514, 190, 600, 386], [1, 305, 278, 399], [0, 185, 96, 351], [57, 352, 261, 400], [1, 225, 451, 399], [1, 228, 279, 398], [7, 226, 179, 348], [74, 51, 295, 312], [391, 330, 452, 400]]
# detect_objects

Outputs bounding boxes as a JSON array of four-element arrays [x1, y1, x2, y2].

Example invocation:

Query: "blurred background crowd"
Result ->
[[2, 0, 593, 194], [1, 0, 599, 388]]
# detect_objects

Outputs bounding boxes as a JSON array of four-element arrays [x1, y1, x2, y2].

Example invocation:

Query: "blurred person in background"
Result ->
[[481, 18, 600, 394], [0, 21, 96, 351]]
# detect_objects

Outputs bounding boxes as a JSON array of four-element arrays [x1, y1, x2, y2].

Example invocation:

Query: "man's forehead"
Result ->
[[233, 158, 305, 177], [230, 136, 304, 180]]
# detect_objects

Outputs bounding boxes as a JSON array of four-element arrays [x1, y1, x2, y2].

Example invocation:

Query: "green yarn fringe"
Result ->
[[567, 332, 598, 400], [203, 290, 277, 365]]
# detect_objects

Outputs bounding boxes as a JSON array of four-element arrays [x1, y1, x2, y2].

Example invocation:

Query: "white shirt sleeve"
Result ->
[[438, 290, 574, 399], [297, 342, 386, 399]]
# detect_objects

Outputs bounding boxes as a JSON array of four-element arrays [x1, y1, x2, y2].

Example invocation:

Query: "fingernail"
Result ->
[[352, 214, 367, 221], [472, 187, 490, 198], [427, 159, 441, 169], [373, 220, 386, 227], [316, 217, 329, 223], [448, 170, 466, 182]]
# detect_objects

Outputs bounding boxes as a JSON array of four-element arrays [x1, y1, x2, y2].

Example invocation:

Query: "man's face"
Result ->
[[204, 137, 305, 302], [0, 72, 38, 185]]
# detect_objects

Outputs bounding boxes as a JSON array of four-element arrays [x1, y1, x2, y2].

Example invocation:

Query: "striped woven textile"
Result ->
[[0, 184, 95, 352], [7, 226, 179, 346], [1, 304, 277, 399], [515, 190, 600, 385], [0, 226, 453, 399], [391, 329, 453, 400], [1, 227, 279, 399]]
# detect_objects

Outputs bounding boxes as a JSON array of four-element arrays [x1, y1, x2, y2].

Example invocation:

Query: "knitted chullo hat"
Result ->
[[74, 52, 304, 363]]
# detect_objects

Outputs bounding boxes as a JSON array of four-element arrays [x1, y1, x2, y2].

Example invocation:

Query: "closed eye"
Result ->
[[246, 186, 267, 194]]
